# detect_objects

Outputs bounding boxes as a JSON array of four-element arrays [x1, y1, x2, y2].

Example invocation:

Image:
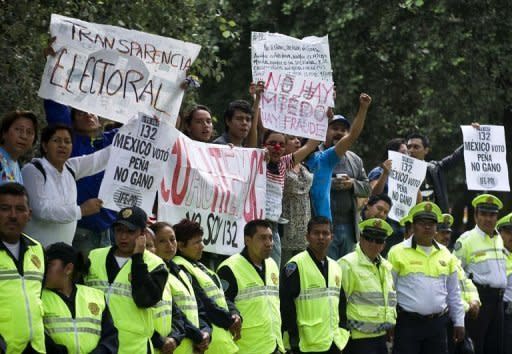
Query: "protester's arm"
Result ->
[[246, 81, 264, 148], [438, 145, 464, 171], [90, 304, 119, 354], [292, 139, 322, 165], [67, 146, 112, 180], [21, 163, 82, 223], [370, 162, 391, 196], [131, 252, 169, 307], [280, 262, 301, 351], [44, 99, 72, 126], [334, 93, 371, 158]]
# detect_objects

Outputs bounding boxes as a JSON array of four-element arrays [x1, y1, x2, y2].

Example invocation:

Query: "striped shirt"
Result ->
[[266, 154, 295, 222]]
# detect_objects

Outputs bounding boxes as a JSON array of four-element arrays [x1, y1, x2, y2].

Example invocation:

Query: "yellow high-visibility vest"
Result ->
[[42, 285, 105, 354], [85, 247, 165, 354], [290, 251, 349, 351], [174, 256, 238, 354], [0, 234, 45, 354], [218, 254, 284, 354], [339, 245, 396, 339]]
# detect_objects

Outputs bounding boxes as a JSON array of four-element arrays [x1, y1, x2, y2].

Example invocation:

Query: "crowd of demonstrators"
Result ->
[[2, 56, 512, 354]]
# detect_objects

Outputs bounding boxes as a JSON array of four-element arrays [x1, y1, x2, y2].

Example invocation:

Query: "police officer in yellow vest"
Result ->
[[388, 202, 465, 354], [217, 219, 284, 354], [0, 183, 45, 354], [280, 216, 350, 354], [454, 194, 506, 354], [435, 213, 480, 354], [173, 219, 240, 354], [43, 242, 118, 353], [339, 218, 396, 354], [149, 221, 212, 354], [84, 206, 169, 354], [497, 213, 512, 354]]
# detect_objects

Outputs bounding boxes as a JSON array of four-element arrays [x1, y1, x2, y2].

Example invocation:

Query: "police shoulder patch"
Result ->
[[285, 262, 297, 277], [454, 241, 462, 251]]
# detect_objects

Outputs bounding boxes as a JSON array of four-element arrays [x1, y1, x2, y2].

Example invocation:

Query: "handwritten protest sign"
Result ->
[[159, 130, 267, 255], [251, 32, 333, 83], [259, 71, 333, 140], [98, 114, 172, 212], [38, 14, 201, 125], [387, 151, 427, 222], [461, 125, 510, 191]]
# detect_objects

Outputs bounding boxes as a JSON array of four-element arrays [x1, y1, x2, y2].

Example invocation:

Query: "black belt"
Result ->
[[475, 283, 505, 297], [398, 306, 448, 320]]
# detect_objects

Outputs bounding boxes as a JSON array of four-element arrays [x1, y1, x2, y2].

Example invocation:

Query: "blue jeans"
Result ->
[[72, 226, 113, 258], [328, 223, 356, 261], [269, 221, 281, 268]]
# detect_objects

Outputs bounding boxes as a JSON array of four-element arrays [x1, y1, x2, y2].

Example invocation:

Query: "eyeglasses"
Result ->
[[49, 137, 72, 145], [13, 127, 35, 137], [362, 235, 385, 244]]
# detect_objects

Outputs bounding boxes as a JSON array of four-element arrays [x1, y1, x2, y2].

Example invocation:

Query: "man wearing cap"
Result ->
[[435, 214, 480, 354], [454, 194, 506, 354], [280, 216, 349, 353], [0, 183, 45, 354], [497, 213, 512, 354], [306, 93, 372, 260], [338, 218, 396, 354], [84, 206, 169, 353], [388, 202, 465, 353]]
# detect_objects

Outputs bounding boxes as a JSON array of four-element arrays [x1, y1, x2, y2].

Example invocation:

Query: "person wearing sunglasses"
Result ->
[[388, 202, 465, 354], [338, 218, 396, 354]]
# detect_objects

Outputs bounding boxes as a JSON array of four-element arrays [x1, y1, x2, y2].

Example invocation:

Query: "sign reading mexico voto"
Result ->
[[159, 130, 267, 256], [252, 32, 334, 140], [461, 125, 510, 191], [38, 14, 201, 124]]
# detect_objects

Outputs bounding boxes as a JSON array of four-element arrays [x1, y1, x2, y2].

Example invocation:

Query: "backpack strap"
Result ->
[[31, 160, 47, 183]]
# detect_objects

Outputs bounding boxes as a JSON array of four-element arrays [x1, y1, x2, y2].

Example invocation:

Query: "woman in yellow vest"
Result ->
[[173, 219, 240, 354], [150, 222, 212, 354], [43, 242, 118, 353]]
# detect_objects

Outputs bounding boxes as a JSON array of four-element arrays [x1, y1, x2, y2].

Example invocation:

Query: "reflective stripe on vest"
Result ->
[[85, 247, 164, 354], [340, 246, 397, 339], [42, 285, 105, 354], [0, 235, 45, 354], [173, 256, 238, 354], [292, 251, 349, 351], [219, 254, 283, 354]]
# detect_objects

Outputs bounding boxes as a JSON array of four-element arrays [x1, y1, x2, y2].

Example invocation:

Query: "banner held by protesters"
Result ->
[[38, 14, 201, 125], [159, 129, 267, 256], [387, 151, 427, 222], [461, 124, 510, 191], [98, 113, 172, 212]]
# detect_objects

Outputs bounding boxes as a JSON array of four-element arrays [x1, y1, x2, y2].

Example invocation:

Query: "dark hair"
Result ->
[[46, 242, 85, 282], [223, 100, 252, 131], [0, 110, 38, 146], [0, 182, 29, 201], [262, 130, 285, 145], [244, 219, 271, 237], [40, 124, 73, 157], [184, 105, 212, 126], [173, 219, 203, 245], [382, 138, 406, 160], [149, 221, 173, 235], [406, 133, 430, 148], [307, 216, 332, 234], [367, 193, 393, 207]]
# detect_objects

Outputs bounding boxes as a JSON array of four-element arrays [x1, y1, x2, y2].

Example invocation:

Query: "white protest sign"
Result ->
[[251, 32, 333, 83], [461, 125, 510, 191], [259, 71, 333, 140], [159, 130, 267, 256], [98, 114, 172, 212], [387, 151, 427, 222], [38, 14, 201, 125]]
